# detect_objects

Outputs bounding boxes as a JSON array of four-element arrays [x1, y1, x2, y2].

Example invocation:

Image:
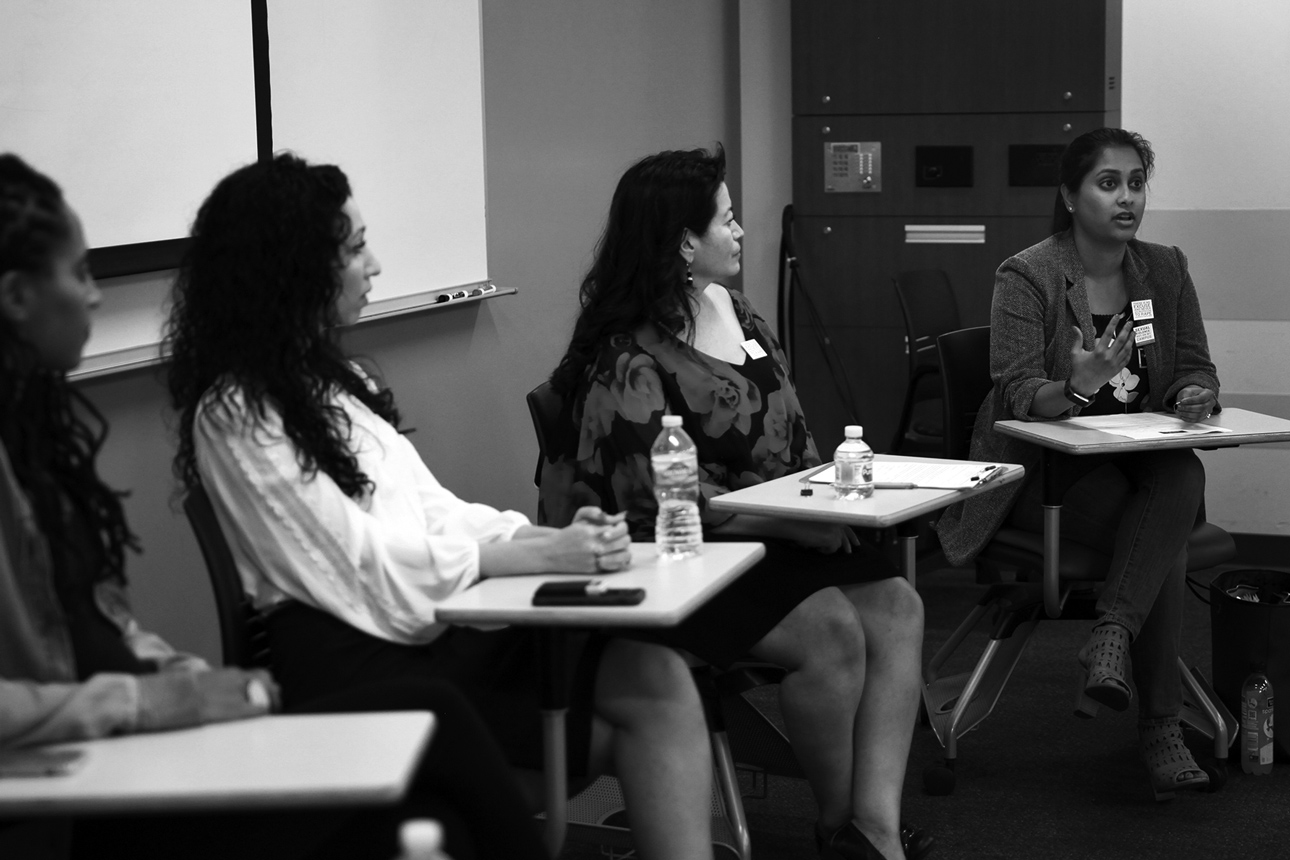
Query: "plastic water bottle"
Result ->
[[651, 414, 702, 560], [1241, 671, 1274, 775], [832, 424, 874, 500], [393, 819, 451, 860]]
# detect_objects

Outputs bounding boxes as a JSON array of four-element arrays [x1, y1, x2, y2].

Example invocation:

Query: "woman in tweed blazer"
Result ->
[[937, 129, 1219, 801]]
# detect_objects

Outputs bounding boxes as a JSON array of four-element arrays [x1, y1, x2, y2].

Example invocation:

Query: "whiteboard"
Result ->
[[0, 1, 256, 248], [269, 0, 489, 313], [1, 0, 489, 378]]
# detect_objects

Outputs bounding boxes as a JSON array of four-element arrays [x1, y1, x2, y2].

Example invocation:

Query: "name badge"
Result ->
[[1133, 323, 1156, 346], [1131, 299, 1155, 321], [741, 339, 768, 360]]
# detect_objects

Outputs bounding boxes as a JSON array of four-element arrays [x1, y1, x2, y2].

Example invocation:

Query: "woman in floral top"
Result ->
[[542, 147, 929, 860]]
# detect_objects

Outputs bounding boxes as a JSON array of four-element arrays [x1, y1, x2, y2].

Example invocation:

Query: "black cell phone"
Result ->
[[532, 580, 646, 606]]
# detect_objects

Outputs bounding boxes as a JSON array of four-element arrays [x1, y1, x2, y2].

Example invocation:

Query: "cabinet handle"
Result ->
[[1062, 123, 1073, 132], [1063, 91, 1073, 101]]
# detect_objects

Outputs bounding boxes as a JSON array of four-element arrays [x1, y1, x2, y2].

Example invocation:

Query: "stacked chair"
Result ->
[[891, 269, 961, 455]]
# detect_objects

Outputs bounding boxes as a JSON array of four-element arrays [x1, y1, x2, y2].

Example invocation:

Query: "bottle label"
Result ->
[[651, 453, 698, 487]]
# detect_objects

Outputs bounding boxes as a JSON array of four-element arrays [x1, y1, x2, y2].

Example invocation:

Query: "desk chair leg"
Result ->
[[1181, 665, 1228, 763], [896, 519, 918, 587], [1042, 505, 1063, 618], [539, 630, 569, 857], [1041, 449, 1064, 618], [710, 729, 752, 860]]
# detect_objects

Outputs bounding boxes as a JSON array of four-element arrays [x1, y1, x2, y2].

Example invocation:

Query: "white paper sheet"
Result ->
[[1063, 413, 1232, 440]]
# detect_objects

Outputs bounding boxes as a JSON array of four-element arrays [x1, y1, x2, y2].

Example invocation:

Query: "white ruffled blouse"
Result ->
[[195, 385, 528, 645]]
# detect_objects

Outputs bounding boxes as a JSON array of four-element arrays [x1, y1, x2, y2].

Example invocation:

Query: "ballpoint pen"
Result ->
[[975, 466, 1004, 486], [874, 482, 918, 490]]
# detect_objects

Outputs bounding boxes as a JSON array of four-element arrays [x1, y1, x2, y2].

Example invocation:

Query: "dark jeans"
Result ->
[[1008, 448, 1205, 724], [67, 678, 547, 860]]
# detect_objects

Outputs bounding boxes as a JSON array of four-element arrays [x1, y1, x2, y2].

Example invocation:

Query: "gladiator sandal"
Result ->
[[1140, 721, 1210, 801], [1074, 623, 1132, 717]]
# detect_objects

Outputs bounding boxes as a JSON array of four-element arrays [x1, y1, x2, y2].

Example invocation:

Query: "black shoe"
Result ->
[[901, 823, 935, 860], [816, 821, 884, 860], [816, 820, 935, 860]]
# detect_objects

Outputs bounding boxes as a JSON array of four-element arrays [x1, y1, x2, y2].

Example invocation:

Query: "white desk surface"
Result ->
[[434, 541, 764, 628], [995, 407, 1290, 454], [706, 455, 1025, 528], [0, 711, 434, 816]]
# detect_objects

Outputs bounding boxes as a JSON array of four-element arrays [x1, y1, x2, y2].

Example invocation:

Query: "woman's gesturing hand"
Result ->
[[1068, 314, 1133, 394], [1174, 385, 1217, 423]]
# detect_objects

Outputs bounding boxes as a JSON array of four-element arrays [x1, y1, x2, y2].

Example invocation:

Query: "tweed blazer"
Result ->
[[935, 231, 1220, 566]]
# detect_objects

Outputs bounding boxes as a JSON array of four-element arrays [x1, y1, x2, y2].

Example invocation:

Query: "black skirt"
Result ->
[[625, 534, 901, 668], [264, 602, 606, 777]]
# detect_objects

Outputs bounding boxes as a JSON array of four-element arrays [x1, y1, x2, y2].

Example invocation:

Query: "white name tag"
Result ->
[[1133, 323, 1156, 346], [1131, 299, 1155, 321], [741, 339, 768, 360]]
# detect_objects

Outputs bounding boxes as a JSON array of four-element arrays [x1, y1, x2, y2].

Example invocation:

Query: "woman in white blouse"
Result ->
[[165, 154, 714, 860]]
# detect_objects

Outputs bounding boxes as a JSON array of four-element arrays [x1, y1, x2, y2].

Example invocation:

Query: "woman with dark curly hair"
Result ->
[[0, 153, 541, 860], [937, 128, 1219, 800], [166, 154, 715, 860], [543, 146, 929, 860]]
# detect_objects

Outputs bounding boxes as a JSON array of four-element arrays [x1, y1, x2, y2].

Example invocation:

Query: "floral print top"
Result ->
[[1087, 305, 1150, 414], [539, 288, 820, 538]]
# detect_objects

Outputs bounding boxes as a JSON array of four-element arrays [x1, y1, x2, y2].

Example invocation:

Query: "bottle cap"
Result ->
[[844, 424, 863, 437], [662, 415, 683, 427]]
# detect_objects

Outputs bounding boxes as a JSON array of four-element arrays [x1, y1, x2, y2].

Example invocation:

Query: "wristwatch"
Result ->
[[1063, 378, 1094, 407]]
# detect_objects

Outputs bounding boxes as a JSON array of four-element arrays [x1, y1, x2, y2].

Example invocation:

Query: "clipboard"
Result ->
[[804, 462, 1006, 490]]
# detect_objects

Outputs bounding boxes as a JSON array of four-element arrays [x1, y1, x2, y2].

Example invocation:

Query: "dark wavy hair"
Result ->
[[550, 145, 726, 395], [0, 153, 137, 586], [167, 153, 399, 499], [1051, 127, 1155, 234]]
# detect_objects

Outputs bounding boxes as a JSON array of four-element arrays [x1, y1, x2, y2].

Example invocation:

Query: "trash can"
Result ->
[[1210, 568, 1290, 757]]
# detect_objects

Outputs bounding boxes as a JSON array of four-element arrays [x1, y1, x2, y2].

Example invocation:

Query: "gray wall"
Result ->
[[78, 1, 745, 662]]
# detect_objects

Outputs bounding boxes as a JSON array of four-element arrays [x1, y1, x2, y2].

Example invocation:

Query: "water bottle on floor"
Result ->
[[832, 424, 874, 500], [651, 414, 702, 560], [393, 819, 452, 860], [1241, 670, 1274, 775]]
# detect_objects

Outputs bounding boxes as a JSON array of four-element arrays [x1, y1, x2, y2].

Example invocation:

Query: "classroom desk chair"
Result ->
[[922, 325, 1236, 796], [183, 485, 271, 669], [527, 381, 804, 860]]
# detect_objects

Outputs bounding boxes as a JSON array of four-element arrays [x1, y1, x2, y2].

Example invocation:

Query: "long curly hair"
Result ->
[[550, 145, 726, 395], [1051, 127, 1155, 234], [0, 153, 137, 586], [167, 154, 399, 499]]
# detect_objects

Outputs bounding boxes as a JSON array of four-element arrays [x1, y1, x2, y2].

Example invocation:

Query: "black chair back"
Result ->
[[183, 485, 270, 669], [936, 326, 993, 460], [894, 269, 961, 379], [891, 270, 962, 452], [526, 381, 565, 488]]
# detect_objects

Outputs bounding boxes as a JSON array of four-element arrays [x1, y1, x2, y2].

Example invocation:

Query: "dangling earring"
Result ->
[[685, 261, 693, 288]]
